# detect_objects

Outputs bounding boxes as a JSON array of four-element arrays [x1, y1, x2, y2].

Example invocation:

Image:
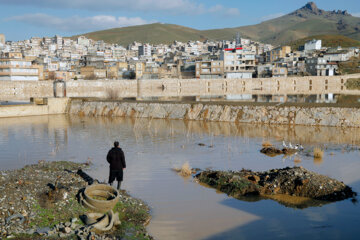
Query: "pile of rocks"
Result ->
[[195, 166, 357, 208]]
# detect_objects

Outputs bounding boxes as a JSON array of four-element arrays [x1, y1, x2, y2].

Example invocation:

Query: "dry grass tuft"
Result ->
[[262, 141, 272, 147], [180, 162, 192, 177], [172, 162, 192, 177], [313, 147, 324, 159]]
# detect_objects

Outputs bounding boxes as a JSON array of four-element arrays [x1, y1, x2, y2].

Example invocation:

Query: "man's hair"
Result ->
[[114, 141, 119, 147]]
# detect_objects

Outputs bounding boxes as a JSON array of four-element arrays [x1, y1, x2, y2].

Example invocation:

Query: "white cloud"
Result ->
[[352, 12, 360, 17], [7, 14, 152, 32], [209, 5, 240, 17], [0, 0, 239, 16], [260, 13, 285, 21]]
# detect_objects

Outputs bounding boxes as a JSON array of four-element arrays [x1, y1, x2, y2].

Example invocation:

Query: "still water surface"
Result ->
[[0, 115, 360, 239]]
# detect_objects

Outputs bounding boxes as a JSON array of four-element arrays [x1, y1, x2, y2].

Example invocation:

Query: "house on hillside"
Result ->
[[305, 57, 338, 76], [305, 39, 322, 51]]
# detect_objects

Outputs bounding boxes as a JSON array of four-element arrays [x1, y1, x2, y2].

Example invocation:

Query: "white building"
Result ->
[[77, 36, 90, 47], [55, 35, 63, 49], [138, 44, 152, 57], [0, 59, 41, 81], [305, 39, 322, 51]]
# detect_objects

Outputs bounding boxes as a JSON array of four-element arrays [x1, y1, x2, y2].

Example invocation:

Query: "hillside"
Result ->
[[75, 2, 360, 46], [289, 35, 360, 50], [74, 23, 207, 46]]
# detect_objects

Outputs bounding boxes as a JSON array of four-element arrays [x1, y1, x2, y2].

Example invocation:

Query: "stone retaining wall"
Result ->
[[69, 100, 360, 127], [0, 98, 70, 118], [2, 73, 360, 101]]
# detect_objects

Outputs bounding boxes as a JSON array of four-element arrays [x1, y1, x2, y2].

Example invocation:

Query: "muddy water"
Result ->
[[1, 115, 360, 239]]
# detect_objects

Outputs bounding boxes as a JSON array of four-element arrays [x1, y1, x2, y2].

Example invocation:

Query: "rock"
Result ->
[[5, 213, 25, 225], [71, 222, 78, 229], [26, 228, 35, 235], [35, 227, 51, 235], [59, 232, 66, 238], [63, 226, 71, 234]]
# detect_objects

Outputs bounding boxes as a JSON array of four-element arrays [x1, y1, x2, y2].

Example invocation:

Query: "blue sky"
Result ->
[[0, 0, 359, 41]]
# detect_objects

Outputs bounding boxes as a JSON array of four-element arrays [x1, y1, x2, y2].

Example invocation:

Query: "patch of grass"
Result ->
[[313, 148, 324, 159], [289, 35, 360, 50], [30, 196, 88, 228], [345, 78, 360, 90], [112, 200, 152, 240], [339, 56, 360, 75]]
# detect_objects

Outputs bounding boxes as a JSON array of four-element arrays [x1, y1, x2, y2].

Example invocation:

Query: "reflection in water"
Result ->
[[314, 156, 324, 165], [0, 115, 360, 239]]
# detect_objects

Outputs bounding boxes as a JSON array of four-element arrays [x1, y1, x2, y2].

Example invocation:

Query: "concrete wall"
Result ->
[[0, 98, 70, 118], [69, 100, 360, 128], [1, 74, 360, 101]]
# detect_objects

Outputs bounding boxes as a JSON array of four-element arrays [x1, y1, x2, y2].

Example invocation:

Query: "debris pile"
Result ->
[[195, 166, 357, 208]]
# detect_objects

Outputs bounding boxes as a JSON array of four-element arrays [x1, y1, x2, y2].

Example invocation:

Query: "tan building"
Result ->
[[0, 34, 5, 45], [135, 62, 145, 79], [80, 67, 106, 80], [267, 46, 291, 62], [106, 66, 118, 79], [272, 66, 288, 77], [0, 58, 43, 81], [117, 62, 128, 71], [45, 71, 74, 81], [220, 47, 255, 79], [195, 60, 224, 79], [3, 52, 22, 59]]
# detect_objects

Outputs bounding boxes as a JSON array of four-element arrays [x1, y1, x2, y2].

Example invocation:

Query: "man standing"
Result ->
[[107, 141, 126, 190]]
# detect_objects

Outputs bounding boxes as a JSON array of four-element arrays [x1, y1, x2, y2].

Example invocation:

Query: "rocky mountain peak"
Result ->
[[303, 2, 319, 13], [291, 2, 353, 17], [300, 2, 323, 15]]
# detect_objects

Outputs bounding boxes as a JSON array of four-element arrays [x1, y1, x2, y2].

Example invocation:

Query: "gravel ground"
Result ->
[[0, 161, 152, 240]]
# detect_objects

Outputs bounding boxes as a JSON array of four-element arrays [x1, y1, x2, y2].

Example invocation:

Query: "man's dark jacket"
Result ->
[[107, 147, 126, 170]]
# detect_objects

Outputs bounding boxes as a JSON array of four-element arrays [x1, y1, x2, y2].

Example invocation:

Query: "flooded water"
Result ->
[[0, 115, 360, 239]]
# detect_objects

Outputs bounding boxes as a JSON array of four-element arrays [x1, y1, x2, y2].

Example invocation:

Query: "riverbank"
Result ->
[[0, 161, 152, 239], [70, 99, 360, 127]]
